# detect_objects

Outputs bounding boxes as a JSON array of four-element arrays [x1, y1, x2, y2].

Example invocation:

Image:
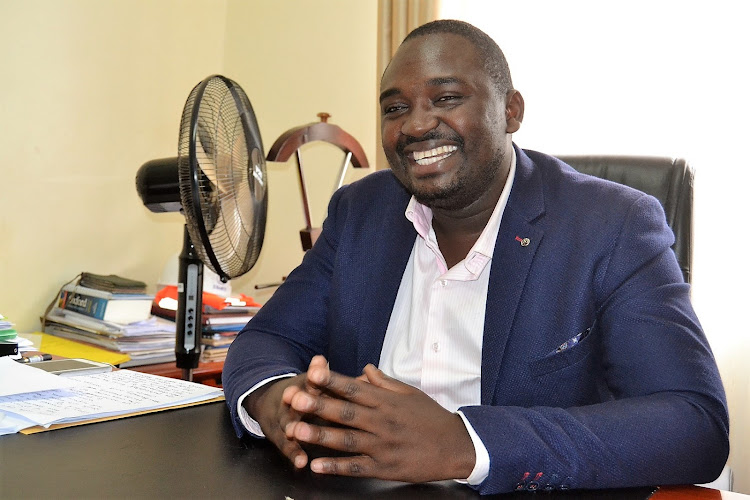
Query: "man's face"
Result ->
[[380, 33, 511, 211]]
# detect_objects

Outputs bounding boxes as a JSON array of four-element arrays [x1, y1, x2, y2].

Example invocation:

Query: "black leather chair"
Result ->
[[556, 155, 694, 284]]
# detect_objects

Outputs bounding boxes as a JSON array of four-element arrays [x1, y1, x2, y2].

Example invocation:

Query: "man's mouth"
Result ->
[[412, 145, 458, 166]]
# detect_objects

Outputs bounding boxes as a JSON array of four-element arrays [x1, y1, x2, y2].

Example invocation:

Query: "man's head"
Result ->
[[379, 20, 524, 212], [403, 20, 514, 98]]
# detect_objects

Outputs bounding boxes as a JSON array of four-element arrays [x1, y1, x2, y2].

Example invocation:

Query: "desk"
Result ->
[[129, 360, 224, 386], [0, 402, 744, 499]]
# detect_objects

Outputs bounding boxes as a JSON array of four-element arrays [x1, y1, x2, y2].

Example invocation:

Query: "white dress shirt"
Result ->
[[238, 151, 516, 485], [379, 151, 516, 484]]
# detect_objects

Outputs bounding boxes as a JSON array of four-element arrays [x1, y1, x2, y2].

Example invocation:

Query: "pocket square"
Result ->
[[555, 327, 591, 354]]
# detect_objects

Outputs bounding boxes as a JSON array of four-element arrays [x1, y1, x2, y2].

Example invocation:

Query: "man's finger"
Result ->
[[290, 420, 374, 455], [288, 389, 383, 435], [275, 432, 309, 469], [277, 402, 302, 431], [306, 368, 382, 408], [281, 384, 302, 405], [360, 364, 412, 393], [309, 456, 377, 477], [298, 355, 330, 397], [305, 355, 329, 388]]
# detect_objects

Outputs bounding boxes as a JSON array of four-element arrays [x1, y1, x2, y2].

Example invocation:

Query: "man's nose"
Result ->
[[401, 105, 438, 137]]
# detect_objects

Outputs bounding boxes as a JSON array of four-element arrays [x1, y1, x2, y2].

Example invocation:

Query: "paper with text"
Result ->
[[0, 368, 223, 435], [0, 356, 79, 397]]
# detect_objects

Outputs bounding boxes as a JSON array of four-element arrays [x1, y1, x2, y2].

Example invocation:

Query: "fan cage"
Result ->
[[177, 75, 267, 280]]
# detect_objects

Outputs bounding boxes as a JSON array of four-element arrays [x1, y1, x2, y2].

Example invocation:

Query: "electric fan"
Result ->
[[135, 75, 267, 380]]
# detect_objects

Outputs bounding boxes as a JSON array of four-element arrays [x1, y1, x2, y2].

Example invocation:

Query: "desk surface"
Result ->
[[0, 402, 743, 499]]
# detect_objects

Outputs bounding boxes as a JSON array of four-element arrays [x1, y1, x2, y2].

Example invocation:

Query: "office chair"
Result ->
[[557, 155, 694, 284]]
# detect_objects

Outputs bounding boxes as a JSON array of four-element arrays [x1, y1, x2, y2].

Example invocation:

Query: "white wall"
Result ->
[[442, 0, 750, 492]]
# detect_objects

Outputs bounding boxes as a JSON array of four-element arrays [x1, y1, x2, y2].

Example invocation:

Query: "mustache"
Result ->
[[395, 131, 464, 157]]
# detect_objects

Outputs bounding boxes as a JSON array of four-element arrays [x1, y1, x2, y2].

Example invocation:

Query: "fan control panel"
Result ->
[[183, 263, 200, 350]]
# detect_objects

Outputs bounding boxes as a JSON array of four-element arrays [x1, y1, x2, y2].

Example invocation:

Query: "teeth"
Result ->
[[413, 145, 457, 165]]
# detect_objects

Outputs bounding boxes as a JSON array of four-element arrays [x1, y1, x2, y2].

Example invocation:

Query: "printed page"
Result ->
[[0, 369, 223, 435]]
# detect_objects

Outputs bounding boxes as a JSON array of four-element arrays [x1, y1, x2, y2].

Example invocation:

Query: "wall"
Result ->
[[441, 0, 750, 492], [0, 0, 377, 330], [221, 0, 377, 299], [0, 0, 227, 329]]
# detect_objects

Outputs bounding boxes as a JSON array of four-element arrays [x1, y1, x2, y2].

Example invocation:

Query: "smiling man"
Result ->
[[223, 20, 729, 495]]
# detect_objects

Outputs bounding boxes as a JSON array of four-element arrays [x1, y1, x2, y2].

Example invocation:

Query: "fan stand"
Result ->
[[175, 225, 203, 381], [137, 75, 268, 382]]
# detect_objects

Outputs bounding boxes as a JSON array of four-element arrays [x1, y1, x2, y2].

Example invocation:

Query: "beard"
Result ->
[[389, 133, 506, 211]]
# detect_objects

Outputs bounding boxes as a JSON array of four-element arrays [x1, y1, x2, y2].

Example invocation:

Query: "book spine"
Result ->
[[59, 290, 109, 321]]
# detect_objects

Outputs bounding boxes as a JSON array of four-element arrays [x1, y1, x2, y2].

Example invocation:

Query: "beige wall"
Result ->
[[222, 0, 377, 299], [0, 0, 377, 331]]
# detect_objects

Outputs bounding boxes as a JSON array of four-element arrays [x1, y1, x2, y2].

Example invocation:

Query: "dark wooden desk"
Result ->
[[656, 486, 747, 499], [129, 360, 224, 386], [0, 402, 742, 499]]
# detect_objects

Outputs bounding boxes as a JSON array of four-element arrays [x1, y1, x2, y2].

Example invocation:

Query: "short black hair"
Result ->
[[403, 19, 514, 96]]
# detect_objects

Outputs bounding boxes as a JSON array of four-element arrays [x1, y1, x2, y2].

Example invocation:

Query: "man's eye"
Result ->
[[383, 104, 406, 115], [436, 95, 461, 104]]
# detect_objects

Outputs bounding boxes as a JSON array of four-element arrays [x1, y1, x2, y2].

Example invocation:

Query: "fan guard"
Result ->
[[178, 75, 267, 281]]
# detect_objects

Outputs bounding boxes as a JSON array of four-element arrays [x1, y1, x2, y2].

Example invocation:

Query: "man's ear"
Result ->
[[505, 90, 524, 133]]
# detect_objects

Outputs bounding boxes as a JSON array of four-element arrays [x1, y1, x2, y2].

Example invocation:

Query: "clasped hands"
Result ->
[[245, 355, 475, 483]]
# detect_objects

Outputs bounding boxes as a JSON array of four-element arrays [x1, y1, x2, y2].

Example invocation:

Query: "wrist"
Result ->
[[455, 410, 490, 484], [242, 383, 268, 418], [242, 376, 289, 418], [446, 413, 477, 480]]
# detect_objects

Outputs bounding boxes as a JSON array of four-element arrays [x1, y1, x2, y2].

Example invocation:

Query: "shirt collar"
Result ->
[[471, 148, 516, 260], [404, 147, 517, 275]]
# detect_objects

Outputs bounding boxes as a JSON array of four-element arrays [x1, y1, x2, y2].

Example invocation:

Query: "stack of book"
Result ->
[[0, 313, 18, 356], [200, 301, 257, 362], [43, 274, 176, 367], [151, 286, 260, 363]]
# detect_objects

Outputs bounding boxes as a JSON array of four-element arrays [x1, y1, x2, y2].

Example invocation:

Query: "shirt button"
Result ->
[[440, 280, 447, 287], [432, 342, 440, 352]]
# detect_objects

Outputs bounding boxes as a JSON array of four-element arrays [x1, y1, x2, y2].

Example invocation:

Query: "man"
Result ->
[[223, 20, 729, 495]]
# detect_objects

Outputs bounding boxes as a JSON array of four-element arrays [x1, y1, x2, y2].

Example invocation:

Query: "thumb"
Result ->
[[362, 364, 410, 393]]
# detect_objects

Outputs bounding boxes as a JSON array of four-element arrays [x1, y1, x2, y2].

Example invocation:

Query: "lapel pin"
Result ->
[[515, 236, 530, 247]]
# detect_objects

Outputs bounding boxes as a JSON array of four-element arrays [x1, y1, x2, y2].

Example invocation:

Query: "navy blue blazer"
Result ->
[[223, 146, 729, 495]]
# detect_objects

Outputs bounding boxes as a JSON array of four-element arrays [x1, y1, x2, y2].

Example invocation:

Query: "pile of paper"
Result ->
[[44, 308, 176, 366], [0, 313, 18, 356], [0, 314, 14, 335], [152, 288, 261, 364], [0, 357, 223, 435]]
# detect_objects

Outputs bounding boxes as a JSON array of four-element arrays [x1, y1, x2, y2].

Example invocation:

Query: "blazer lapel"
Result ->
[[356, 191, 416, 370], [481, 147, 546, 404]]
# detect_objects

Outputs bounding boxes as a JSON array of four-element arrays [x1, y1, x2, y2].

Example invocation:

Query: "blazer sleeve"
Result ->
[[461, 194, 729, 495], [222, 183, 348, 437]]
